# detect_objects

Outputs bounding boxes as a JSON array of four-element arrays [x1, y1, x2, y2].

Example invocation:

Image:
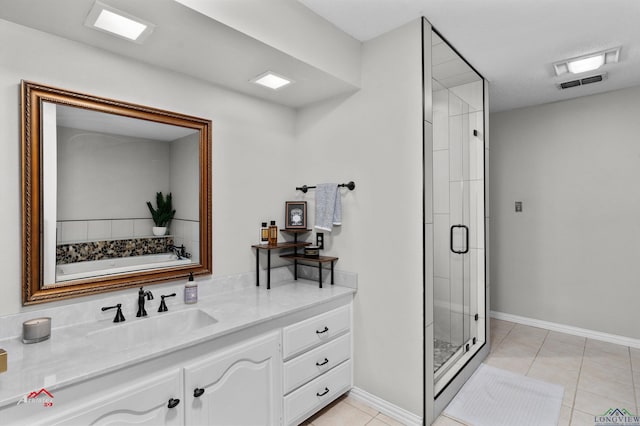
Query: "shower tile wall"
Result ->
[[433, 87, 451, 344], [433, 82, 485, 351]]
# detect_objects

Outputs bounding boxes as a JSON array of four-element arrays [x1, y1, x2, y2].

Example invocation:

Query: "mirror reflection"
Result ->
[[22, 80, 212, 305], [45, 104, 201, 284]]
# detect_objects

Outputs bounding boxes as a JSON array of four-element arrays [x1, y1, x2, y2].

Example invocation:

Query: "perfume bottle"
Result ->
[[260, 222, 269, 244], [268, 220, 278, 245]]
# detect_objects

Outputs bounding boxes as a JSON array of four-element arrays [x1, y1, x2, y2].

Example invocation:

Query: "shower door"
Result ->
[[432, 29, 485, 393]]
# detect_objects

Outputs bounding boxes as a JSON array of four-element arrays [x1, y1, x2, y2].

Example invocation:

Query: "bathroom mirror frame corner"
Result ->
[[21, 80, 212, 305]]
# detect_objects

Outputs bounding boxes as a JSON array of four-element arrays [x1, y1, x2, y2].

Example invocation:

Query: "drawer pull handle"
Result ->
[[194, 388, 205, 398], [167, 398, 180, 409], [316, 387, 330, 397], [316, 358, 329, 366], [316, 326, 329, 334]]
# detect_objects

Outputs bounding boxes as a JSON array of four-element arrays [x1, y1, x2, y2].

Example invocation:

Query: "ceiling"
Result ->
[[0, 0, 357, 108], [432, 32, 480, 89], [300, 0, 640, 112], [56, 105, 197, 142], [2, 0, 639, 112]]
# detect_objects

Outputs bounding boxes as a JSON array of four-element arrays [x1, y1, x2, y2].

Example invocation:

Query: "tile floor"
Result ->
[[440, 319, 640, 425], [309, 319, 640, 425], [303, 394, 405, 426]]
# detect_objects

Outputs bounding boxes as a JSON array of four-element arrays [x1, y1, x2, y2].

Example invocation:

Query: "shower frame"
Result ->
[[423, 19, 490, 422]]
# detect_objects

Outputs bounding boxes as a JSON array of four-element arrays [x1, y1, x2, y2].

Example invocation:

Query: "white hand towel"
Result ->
[[315, 183, 341, 232]]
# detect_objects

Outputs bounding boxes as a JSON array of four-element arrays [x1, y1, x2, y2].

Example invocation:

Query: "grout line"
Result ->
[[567, 335, 587, 425], [630, 347, 639, 414], [491, 321, 516, 351], [342, 397, 380, 423], [442, 413, 467, 425], [524, 328, 548, 376]]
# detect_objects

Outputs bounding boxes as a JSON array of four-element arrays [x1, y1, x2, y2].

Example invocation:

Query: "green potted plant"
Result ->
[[146, 192, 176, 236]]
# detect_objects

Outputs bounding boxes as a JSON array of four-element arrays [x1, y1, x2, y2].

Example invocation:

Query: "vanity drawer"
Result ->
[[282, 305, 350, 359], [283, 360, 351, 426], [284, 332, 351, 394]]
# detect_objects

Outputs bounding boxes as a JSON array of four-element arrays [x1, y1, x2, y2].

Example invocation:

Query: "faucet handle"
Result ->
[[158, 293, 177, 312], [101, 303, 125, 323]]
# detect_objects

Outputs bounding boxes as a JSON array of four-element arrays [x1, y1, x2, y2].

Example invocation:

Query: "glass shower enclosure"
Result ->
[[431, 29, 486, 396]]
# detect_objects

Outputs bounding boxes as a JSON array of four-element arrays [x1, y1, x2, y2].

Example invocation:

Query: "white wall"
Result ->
[[56, 127, 171, 220], [491, 85, 640, 339], [0, 19, 295, 315], [170, 133, 200, 221], [296, 20, 424, 416], [170, 133, 200, 261]]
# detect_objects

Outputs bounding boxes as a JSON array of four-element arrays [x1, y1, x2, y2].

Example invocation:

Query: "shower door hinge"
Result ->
[[465, 343, 470, 352], [472, 337, 477, 345], [474, 313, 479, 321]]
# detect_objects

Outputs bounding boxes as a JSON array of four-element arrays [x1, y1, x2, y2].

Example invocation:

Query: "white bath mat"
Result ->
[[444, 364, 564, 426]]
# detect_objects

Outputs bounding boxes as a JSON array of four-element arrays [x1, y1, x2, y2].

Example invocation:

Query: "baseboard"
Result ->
[[348, 386, 422, 426], [490, 311, 640, 349]]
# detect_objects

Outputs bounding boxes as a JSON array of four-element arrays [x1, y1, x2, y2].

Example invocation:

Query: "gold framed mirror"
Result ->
[[21, 81, 212, 305]]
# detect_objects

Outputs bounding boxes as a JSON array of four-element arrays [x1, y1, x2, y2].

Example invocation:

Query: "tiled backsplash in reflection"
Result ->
[[57, 218, 156, 243], [56, 236, 173, 264], [56, 218, 200, 263]]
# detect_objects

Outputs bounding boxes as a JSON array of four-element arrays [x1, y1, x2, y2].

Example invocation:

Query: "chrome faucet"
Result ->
[[136, 287, 154, 317]]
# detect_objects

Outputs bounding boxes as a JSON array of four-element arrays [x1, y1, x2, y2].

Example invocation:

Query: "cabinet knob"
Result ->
[[316, 358, 329, 366], [316, 326, 329, 334], [316, 387, 330, 397], [167, 398, 180, 409], [194, 388, 205, 398]]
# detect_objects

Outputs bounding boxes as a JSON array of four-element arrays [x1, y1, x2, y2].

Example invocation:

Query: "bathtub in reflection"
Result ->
[[56, 253, 193, 282]]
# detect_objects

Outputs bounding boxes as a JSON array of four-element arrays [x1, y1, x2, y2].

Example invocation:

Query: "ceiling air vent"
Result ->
[[558, 72, 607, 90]]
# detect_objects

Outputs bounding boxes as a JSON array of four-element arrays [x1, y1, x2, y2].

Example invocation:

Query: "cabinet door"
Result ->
[[46, 369, 183, 426], [184, 331, 282, 426]]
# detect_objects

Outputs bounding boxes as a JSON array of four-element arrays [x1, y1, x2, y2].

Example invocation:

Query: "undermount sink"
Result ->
[[88, 309, 218, 349]]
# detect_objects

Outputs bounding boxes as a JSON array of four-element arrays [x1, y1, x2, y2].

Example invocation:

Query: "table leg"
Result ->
[[267, 250, 271, 290], [331, 261, 335, 285], [319, 263, 323, 289], [256, 249, 259, 287]]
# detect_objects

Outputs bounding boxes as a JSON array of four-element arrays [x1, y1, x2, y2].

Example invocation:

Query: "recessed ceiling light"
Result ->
[[567, 54, 605, 74], [250, 72, 294, 90], [553, 47, 620, 76], [84, 1, 155, 43]]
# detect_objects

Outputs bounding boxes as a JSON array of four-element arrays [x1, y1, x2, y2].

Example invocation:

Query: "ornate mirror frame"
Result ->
[[21, 80, 212, 305]]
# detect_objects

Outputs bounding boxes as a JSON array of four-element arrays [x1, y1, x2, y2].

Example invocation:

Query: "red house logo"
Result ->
[[17, 388, 54, 407]]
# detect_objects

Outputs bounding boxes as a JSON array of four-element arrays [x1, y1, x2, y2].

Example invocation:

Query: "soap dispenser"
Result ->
[[184, 272, 197, 304]]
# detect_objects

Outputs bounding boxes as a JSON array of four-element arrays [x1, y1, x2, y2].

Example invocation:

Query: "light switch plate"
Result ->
[[515, 201, 523, 212]]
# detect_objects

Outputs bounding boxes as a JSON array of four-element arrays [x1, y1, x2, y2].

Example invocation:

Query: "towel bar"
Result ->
[[296, 181, 355, 193]]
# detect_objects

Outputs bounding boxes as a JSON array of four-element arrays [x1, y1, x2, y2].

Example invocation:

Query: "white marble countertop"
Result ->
[[0, 277, 355, 407]]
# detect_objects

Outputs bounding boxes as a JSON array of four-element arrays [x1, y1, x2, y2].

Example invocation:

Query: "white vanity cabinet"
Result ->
[[0, 293, 354, 426], [282, 305, 352, 426], [184, 331, 282, 425], [43, 369, 184, 426]]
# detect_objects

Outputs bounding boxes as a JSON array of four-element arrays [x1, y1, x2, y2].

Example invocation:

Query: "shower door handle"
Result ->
[[450, 225, 469, 254]]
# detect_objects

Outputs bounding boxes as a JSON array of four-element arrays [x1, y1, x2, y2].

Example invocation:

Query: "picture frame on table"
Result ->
[[285, 201, 307, 229]]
